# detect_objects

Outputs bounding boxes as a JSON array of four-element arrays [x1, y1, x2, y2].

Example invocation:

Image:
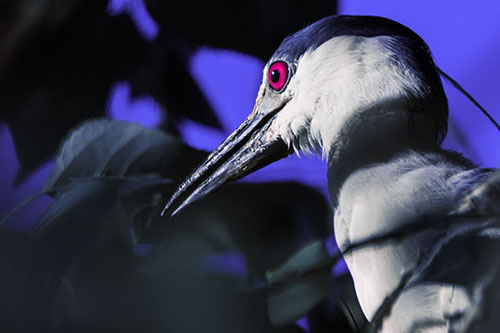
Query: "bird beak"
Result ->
[[163, 95, 292, 216]]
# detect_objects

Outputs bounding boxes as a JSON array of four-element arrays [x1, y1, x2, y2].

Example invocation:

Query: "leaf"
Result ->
[[266, 240, 329, 285], [36, 178, 117, 236], [268, 269, 332, 327], [266, 240, 333, 327], [335, 274, 368, 333], [44, 119, 182, 191], [36, 175, 172, 241], [117, 175, 173, 196], [3, 117, 196, 231]]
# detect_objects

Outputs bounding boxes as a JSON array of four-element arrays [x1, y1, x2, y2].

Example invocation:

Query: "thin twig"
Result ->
[[439, 68, 500, 133]]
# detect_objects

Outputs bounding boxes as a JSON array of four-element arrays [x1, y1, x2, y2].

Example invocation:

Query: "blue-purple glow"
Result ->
[[332, 259, 348, 277], [133, 243, 152, 256], [325, 235, 348, 276], [295, 316, 311, 332], [187, 48, 264, 133], [324, 235, 338, 257], [0, 125, 54, 231], [107, 0, 159, 41], [201, 251, 248, 277], [177, 118, 228, 152], [106, 80, 164, 128]]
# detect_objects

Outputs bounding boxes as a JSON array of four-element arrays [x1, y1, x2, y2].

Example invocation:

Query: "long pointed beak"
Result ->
[[163, 100, 292, 216]]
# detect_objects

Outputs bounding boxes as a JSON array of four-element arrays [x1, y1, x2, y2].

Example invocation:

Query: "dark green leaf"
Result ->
[[117, 175, 173, 196], [35, 175, 172, 245], [44, 119, 181, 191], [268, 269, 332, 327], [335, 274, 368, 332], [266, 240, 333, 327], [36, 178, 117, 236], [266, 240, 329, 285]]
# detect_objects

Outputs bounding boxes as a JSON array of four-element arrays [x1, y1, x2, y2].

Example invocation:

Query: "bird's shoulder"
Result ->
[[334, 149, 494, 246]]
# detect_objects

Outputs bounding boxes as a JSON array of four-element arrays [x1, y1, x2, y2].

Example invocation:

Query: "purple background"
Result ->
[[1, 0, 499, 231]]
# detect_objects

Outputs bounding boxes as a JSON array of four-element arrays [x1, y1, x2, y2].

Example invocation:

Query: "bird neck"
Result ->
[[325, 104, 439, 207]]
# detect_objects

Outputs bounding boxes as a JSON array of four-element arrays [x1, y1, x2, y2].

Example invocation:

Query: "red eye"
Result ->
[[268, 61, 288, 91]]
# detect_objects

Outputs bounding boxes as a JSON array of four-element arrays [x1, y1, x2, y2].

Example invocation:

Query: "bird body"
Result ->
[[166, 15, 500, 332], [333, 149, 489, 323]]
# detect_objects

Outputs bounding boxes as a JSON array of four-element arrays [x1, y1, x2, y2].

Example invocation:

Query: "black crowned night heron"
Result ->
[[164, 15, 500, 332]]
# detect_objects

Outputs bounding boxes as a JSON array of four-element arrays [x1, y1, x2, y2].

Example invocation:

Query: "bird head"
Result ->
[[164, 15, 448, 215]]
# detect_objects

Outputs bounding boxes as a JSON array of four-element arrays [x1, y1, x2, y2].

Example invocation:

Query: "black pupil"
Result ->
[[271, 69, 280, 83]]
